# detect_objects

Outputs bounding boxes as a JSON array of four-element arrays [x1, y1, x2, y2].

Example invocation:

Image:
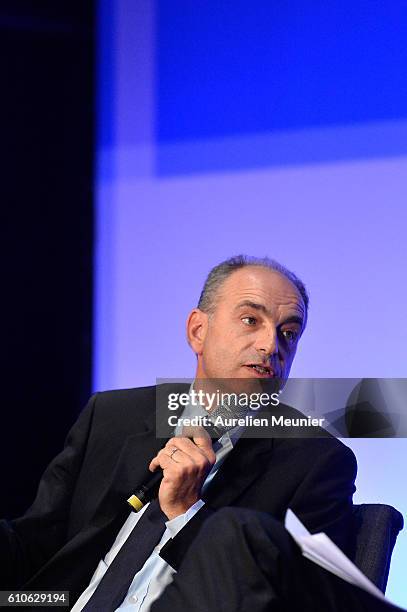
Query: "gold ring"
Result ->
[[170, 447, 179, 459]]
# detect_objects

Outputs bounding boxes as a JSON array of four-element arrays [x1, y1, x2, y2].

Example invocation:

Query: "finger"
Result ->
[[181, 427, 216, 463], [149, 448, 175, 471], [168, 436, 215, 467], [163, 434, 215, 470], [165, 439, 182, 450], [163, 441, 188, 463], [150, 446, 190, 471], [167, 438, 200, 463], [181, 425, 212, 444], [167, 427, 212, 448]]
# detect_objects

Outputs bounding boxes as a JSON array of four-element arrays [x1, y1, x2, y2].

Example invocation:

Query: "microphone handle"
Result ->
[[127, 422, 222, 512]]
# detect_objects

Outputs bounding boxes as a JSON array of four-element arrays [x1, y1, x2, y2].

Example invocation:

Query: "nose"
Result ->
[[254, 325, 278, 358]]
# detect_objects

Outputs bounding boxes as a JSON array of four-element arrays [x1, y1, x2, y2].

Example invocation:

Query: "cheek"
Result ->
[[205, 343, 231, 366], [203, 333, 236, 369], [281, 346, 298, 370]]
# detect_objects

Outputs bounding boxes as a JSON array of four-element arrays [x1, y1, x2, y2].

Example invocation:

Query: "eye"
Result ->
[[281, 329, 299, 344], [241, 316, 257, 326]]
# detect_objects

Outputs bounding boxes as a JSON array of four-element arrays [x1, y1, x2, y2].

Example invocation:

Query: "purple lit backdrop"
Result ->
[[95, 2, 407, 605]]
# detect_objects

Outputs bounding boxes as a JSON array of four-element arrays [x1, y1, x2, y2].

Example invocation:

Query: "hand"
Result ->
[[149, 429, 216, 520]]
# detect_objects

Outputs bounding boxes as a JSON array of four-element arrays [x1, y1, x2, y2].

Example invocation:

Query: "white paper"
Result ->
[[284, 509, 392, 603]]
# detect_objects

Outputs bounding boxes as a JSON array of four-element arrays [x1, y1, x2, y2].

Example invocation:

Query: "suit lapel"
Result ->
[[203, 436, 274, 508], [89, 382, 189, 525], [89, 430, 164, 526]]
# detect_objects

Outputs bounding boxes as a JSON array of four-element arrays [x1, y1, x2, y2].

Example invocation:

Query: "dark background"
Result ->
[[1, 2, 94, 517]]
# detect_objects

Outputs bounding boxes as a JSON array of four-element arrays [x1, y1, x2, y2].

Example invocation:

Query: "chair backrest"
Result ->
[[350, 503, 404, 593]]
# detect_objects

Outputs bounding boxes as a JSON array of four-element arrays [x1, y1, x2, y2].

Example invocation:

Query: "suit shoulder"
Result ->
[[92, 382, 190, 407], [275, 434, 357, 479], [275, 403, 357, 465], [310, 436, 357, 471], [314, 437, 357, 483], [86, 386, 157, 432], [94, 385, 157, 407]]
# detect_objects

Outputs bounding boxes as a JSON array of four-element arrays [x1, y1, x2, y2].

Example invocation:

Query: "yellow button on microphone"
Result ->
[[127, 494, 144, 512]]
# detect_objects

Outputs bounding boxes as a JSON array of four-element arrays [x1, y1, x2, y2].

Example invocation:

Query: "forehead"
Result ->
[[216, 266, 305, 317]]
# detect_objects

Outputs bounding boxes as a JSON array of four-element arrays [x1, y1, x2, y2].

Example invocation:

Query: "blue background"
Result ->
[[96, 2, 407, 605]]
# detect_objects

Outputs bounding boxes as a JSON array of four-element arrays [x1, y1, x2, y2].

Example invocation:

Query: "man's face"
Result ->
[[190, 267, 306, 384]]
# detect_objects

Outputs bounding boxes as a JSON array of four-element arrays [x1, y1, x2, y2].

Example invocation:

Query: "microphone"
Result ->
[[127, 396, 247, 512]]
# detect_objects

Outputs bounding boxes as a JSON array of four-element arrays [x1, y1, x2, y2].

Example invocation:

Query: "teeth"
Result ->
[[251, 365, 268, 374]]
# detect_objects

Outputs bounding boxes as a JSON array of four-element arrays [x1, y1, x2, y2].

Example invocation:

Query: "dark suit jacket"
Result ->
[[0, 385, 357, 607]]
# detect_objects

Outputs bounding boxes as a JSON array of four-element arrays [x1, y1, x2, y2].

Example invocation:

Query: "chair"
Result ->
[[350, 503, 404, 593]]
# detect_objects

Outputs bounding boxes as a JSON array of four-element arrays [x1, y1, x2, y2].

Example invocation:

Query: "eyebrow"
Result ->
[[280, 315, 304, 328], [235, 301, 304, 329], [235, 301, 270, 314]]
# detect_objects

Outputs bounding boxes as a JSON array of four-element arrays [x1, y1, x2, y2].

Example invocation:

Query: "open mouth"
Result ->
[[245, 364, 274, 377]]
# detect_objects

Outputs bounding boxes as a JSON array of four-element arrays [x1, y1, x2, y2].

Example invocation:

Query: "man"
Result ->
[[0, 255, 397, 611]]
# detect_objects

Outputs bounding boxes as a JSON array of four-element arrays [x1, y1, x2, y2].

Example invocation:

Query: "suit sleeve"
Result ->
[[0, 393, 97, 588], [159, 504, 216, 570], [288, 442, 357, 553]]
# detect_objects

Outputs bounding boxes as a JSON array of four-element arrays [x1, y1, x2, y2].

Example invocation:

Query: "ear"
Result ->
[[186, 308, 208, 355]]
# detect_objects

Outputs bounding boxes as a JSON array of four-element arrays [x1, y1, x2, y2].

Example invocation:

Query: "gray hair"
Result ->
[[198, 255, 309, 318]]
